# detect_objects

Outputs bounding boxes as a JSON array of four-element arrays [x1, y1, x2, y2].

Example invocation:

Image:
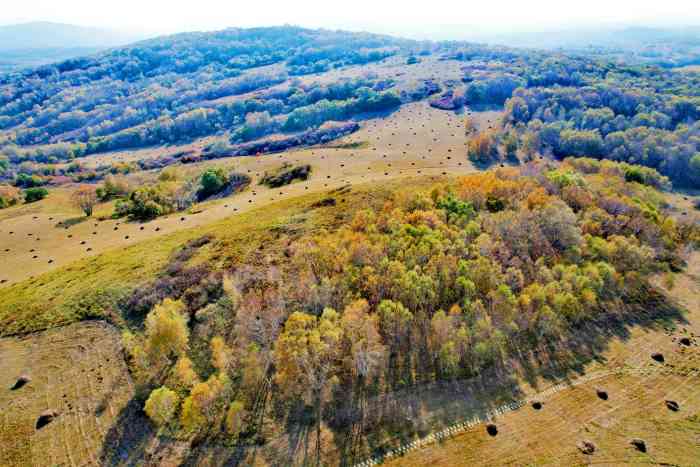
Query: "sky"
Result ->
[[1, 0, 699, 39]]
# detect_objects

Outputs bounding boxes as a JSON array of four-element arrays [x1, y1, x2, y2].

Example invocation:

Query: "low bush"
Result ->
[[24, 187, 48, 203], [259, 164, 311, 188], [0, 185, 21, 208]]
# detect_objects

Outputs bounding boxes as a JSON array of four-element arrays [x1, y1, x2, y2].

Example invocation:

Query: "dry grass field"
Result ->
[[0, 321, 137, 467], [381, 252, 700, 466], [1, 48, 699, 467], [0, 101, 499, 286]]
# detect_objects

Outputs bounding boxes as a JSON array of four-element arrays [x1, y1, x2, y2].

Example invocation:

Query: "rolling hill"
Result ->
[[0, 25, 699, 467]]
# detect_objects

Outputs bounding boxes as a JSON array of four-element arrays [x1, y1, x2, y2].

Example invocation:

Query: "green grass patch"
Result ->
[[0, 177, 438, 337], [324, 140, 370, 149]]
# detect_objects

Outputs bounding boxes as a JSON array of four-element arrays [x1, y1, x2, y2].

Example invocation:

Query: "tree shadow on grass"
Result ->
[[99, 397, 155, 466], [97, 285, 688, 466], [55, 216, 88, 229], [325, 283, 688, 465]]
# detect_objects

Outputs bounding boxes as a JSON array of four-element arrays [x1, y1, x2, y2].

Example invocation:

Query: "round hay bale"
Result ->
[[577, 440, 595, 455], [486, 423, 498, 436], [630, 438, 647, 453], [36, 410, 59, 429], [665, 400, 680, 412], [11, 375, 30, 390], [651, 352, 664, 363]]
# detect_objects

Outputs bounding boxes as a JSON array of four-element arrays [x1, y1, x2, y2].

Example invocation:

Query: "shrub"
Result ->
[[259, 164, 311, 188], [0, 185, 21, 208], [198, 168, 229, 199], [24, 187, 48, 203]]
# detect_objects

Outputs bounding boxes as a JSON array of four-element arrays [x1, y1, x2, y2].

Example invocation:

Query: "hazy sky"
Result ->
[[2, 0, 699, 38]]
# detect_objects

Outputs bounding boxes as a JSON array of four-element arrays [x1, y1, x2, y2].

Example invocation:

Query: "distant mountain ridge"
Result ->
[[0, 21, 142, 50], [0, 22, 148, 71]]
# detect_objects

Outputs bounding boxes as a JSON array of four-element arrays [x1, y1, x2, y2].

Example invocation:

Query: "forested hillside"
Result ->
[[1, 25, 699, 198], [101, 160, 699, 464], [0, 27, 408, 156], [1, 25, 700, 466]]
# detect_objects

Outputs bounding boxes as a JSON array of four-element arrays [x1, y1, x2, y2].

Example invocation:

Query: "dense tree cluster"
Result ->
[[112, 167, 248, 220], [0, 27, 410, 168], [122, 161, 697, 446], [500, 74, 700, 186]]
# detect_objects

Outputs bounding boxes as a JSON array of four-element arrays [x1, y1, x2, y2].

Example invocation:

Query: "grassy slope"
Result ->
[[0, 177, 431, 337]]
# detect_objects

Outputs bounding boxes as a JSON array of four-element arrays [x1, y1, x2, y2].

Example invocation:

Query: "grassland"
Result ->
[[0, 321, 135, 466], [380, 252, 700, 466], [1, 47, 699, 467], [0, 101, 495, 287]]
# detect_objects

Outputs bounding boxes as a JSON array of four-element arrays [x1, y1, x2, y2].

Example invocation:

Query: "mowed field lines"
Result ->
[[376, 253, 700, 467], [0, 102, 499, 286], [0, 321, 136, 467]]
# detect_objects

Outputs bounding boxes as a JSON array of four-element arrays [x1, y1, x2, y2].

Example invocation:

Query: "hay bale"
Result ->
[[596, 389, 608, 400], [36, 410, 59, 429], [651, 352, 664, 363], [11, 375, 30, 390], [577, 440, 596, 455], [630, 438, 647, 452], [665, 400, 680, 411], [486, 423, 498, 436]]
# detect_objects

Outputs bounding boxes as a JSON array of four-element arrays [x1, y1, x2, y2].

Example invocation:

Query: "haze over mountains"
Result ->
[[0, 22, 148, 71], [2, 20, 700, 73]]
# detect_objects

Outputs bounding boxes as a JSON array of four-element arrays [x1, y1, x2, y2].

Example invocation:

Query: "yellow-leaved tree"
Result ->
[[180, 373, 228, 433], [145, 298, 189, 372], [273, 309, 342, 462], [144, 386, 179, 427], [225, 400, 246, 436], [173, 356, 199, 389]]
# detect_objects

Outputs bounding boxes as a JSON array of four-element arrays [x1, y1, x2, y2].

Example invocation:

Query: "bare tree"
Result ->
[[71, 185, 98, 216]]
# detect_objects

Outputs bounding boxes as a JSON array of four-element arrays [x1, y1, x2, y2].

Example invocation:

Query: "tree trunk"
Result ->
[[315, 395, 322, 467]]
